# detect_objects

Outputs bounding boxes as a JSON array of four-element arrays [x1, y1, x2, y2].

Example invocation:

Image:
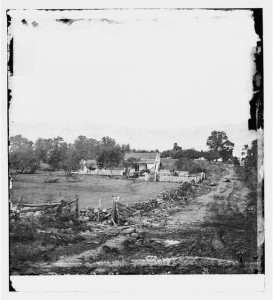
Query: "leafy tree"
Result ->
[[74, 135, 98, 160], [9, 135, 39, 173], [203, 150, 220, 161], [182, 149, 201, 159], [101, 136, 116, 148], [233, 156, 240, 167], [238, 140, 258, 191], [175, 158, 206, 174], [34, 138, 53, 162], [173, 143, 182, 152], [121, 144, 131, 154], [130, 149, 156, 153], [206, 131, 234, 161], [62, 145, 81, 178], [96, 146, 123, 175], [219, 149, 233, 162], [9, 135, 33, 152], [242, 140, 257, 170], [46, 137, 67, 173], [161, 150, 174, 158]]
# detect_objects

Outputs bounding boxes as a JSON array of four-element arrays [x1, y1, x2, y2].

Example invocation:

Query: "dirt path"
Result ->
[[171, 167, 238, 226]]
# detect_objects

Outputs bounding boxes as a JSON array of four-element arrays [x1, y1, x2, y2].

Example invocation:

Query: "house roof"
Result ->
[[85, 160, 96, 166], [124, 152, 160, 164]]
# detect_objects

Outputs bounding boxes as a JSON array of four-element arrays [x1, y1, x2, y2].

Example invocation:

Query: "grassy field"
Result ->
[[9, 171, 180, 209]]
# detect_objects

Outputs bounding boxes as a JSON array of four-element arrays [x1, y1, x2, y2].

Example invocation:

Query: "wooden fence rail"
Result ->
[[10, 195, 79, 218]]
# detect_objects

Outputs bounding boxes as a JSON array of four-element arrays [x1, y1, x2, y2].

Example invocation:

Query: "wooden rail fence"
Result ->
[[10, 195, 79, 219]]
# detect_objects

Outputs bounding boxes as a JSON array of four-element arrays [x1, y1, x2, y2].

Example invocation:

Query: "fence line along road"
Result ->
[[159, 172, 206, 183]]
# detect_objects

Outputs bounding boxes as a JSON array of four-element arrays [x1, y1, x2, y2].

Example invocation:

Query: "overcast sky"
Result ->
[[9, 9, 258, 156]]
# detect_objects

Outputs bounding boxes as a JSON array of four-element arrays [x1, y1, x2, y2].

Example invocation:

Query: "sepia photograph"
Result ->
[[2, 1, 271, 296]]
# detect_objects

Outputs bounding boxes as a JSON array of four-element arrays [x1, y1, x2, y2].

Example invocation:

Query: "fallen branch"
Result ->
[[20, 207, 55, 213], [126, 217, 143, 225], [44, 178, 60, 183], [117, 202, 137, 213]]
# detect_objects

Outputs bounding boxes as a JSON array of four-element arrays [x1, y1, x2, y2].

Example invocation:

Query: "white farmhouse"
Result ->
[[124, 152, 161, 173]]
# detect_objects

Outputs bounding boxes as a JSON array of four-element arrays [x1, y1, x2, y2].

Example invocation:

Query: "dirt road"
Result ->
[[171, 166, 249, 227]]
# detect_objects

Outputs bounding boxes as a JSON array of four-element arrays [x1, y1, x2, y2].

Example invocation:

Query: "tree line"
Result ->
[[9, 130, 239, 175], [161, 131, 235, 162], [9, 135, 131, 176]]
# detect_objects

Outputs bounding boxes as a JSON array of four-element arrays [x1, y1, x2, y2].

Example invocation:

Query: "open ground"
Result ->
[[9, 171, 180, 209], [9, 164, 258, 275]]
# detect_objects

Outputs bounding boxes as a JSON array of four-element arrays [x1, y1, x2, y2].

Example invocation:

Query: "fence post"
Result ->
[[58, 191, 62, 202], [75, 195, 79, 218], [98, 198, 101, 221], [18, 195, 23, 216], [111, 196, 119, 225]]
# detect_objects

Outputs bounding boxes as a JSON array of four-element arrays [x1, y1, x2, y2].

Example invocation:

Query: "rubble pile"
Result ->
[[125, 176, 217, 225], [79, 207, 111, 222], [129, 199, 159, 212]]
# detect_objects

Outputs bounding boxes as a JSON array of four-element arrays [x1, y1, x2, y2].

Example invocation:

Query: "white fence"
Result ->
[[73, 168, 206, 183], [159, 172, 206, 183], [73, 169, 123, 176]]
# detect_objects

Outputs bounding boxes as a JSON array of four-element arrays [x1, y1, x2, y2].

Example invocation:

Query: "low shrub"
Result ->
[[10, 219, 39, 242], [175, 158, 207, 174]]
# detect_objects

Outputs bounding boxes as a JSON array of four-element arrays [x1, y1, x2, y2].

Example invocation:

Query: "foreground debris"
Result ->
[[10, 165, 259, 275]]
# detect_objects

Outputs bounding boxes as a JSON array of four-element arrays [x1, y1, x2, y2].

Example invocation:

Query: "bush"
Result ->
[[10, 219, 38, 242], [175, 158, 207, 174]]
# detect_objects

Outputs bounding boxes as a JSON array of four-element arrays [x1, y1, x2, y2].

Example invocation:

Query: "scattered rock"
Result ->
[[126, 217, 143, 226], [222, 179, 231, 183], [164, 240, 180, 246], [34, 211, 42, 217], [151, 223, 161, 229], [211, 238, 224, 250], [121, 227, 135, 235], [102, 239, 123, 251], [26, 212, 35, 217], [142, 221, 151, 227], [131, 233, 138, 238], [50, 228, 59, 234], [145, 255, 158, 260], [64, 228, 74, 234]]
